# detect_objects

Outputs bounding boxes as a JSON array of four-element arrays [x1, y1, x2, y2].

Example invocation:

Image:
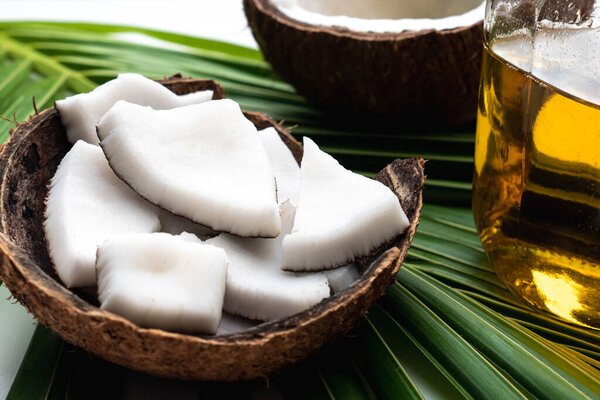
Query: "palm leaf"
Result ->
[[0, 22, 475, 197], [378, 289, 531, 399], [0, 21, 599, 400], [396, 267, 600, 399], [352, 317, 425, 400], [5, 326, 64, 400]]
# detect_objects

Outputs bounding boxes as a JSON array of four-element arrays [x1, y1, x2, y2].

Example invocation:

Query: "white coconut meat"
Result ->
[[206, 201, 330, 321], [271, 0, 484, 33], [55, 73, 213, 145], [178, 231, 203, 243], [282, 137, 409, 271], [216, 313, 260, 335], [158, 209, 216, 239], [96, 99, 281, 238], [44, 141, 160, 288], [325, 264, 360, 293], [96, 233, 228, 334], [259, 127, 301, 205]]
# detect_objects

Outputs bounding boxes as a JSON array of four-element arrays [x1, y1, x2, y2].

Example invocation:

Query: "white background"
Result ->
[[3, 0, 257, 48], [0, 1, 462, 398]]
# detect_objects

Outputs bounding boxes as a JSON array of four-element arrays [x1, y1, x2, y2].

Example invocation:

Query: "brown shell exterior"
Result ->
[[0, 76, 424, 381], [244, 0, 483, 126]]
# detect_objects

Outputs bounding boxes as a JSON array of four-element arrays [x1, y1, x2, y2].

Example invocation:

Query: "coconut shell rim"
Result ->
[[252, 0, 484, 40]]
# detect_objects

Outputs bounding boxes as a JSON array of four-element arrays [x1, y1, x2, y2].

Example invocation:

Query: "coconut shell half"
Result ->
[[244, 0, 483, 126], [0, 76, 424, 381]]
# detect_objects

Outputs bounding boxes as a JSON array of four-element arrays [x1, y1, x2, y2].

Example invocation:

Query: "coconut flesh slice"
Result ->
[[96, 99, 281, 238], [258, 130, 359, 292], [259, 127, 301, 205], [96, 233, 228, 334], [55, 73, 213, 145], [206, 201, 330, 321], [157, 127, 293, 238], [325, 264, 360, 293], [216, 313, 260, 335], [282, 137, 410, 271], [270, 0, 485, 33], [44, 141, 160, 288]]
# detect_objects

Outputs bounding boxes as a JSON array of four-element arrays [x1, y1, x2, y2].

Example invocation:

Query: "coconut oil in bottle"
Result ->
[[473, 28, 600, 328]]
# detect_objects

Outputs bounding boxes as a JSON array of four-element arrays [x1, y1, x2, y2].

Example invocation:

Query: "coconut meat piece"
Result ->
[[178, 231, 203, 243], [282, 137, 409, 271], [55, 73, 213, 145], [325, 264, 360, 293], [216, 313, 260, 335], [96, 99, 281, 238], [259, 127, 301, 205], [206, 201, 330, 321], [44, 141, 160, 288], [271, 0, 484, 33], [96, 233, 228, 334]]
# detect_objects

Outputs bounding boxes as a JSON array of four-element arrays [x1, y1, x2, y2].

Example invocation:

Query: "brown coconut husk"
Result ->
[[0, 76, 424, 381], [244, 0, 483, 126]]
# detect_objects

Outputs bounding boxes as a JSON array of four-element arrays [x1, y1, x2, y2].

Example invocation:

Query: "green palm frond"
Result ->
[[1, 21, 599, 400]]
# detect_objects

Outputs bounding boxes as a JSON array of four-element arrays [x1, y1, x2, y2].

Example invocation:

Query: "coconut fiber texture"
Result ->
[[244, 0, 483, 126], [0, 76, 424, 381]]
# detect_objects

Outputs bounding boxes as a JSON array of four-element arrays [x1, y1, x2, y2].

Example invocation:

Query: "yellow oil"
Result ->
[[473, 42, 600, 329]]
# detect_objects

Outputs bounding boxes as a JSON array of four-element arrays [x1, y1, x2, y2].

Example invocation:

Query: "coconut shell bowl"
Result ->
[[0, 76, 424, 381], [243, 0, 483, 126]]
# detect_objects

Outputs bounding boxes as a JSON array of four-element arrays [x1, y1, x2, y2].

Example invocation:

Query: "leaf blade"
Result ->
[[6, 325, 64, 400], [398, 267, 600, 400]]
